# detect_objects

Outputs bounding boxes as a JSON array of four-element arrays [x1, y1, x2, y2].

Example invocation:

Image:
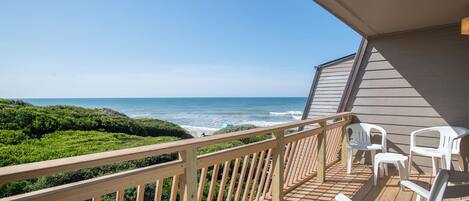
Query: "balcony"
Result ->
[[0, 112, 467, 201]]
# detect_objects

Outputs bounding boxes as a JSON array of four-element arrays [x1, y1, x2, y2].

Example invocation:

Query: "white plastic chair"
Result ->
[[346, 123, 387, 174], [400, 170, 450, 201], [409, 126, 469, 175]]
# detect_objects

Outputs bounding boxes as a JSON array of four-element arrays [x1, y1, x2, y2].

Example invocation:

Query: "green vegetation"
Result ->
[[0, 102, 192, 139], [0, 130, 28, 145], [0, 130, 178, 166], [213, 124, 258, 135], [213, 124, 271, 144], [0, 131, 179, 198]]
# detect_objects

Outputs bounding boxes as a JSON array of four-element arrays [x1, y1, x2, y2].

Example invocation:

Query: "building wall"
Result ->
[[346, 25, 469, 173], [304, 57, 354, 119]]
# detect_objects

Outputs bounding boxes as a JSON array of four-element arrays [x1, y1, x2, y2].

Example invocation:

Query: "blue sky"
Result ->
[[0, 0, 360, 98]]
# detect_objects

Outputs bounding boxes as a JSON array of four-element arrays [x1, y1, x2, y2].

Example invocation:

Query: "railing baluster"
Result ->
[[283, 141, 296, 184], [154, 178, 163, 201], [217, 161, 230, 201], [226, 158, 241, 201], [306, 136, 318, 175], [242, 152, 259, 201], [170, 175, 179, 201], [256, 149, 272, 200], [249, 151, 265, 201], [136, 183, 145, 201], [271, 130, 285, 201], [234, 155, 250, 201], [197, 167, 208, 201], [207, 164, 220, 201], [116, 189, 124, 201], [317, 121, 327, 182], [300, 136, 314, 179], [292, 138, 306, 183]]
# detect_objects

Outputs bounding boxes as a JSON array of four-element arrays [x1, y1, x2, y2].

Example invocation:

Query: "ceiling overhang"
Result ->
[[314, 0, 469, 37]]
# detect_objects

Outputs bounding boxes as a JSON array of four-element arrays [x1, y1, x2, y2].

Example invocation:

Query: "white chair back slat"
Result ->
[[348, 125, 372, 146], [431, 127, 469, 154], [347, 123, 386, 149]]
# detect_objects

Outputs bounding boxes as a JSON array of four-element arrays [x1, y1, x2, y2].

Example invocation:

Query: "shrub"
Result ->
[[213, 124, 258, 135], [0, 99, 32, 108], [0, 130, 28, 145], [0, 102, 191, 139], [213, 124, 271, 144]]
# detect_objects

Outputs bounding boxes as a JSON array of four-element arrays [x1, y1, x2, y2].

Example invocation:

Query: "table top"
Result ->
[[375, 152, 408, 161]]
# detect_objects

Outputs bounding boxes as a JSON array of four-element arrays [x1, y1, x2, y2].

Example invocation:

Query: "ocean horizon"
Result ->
[[24, 97, 307, 137]]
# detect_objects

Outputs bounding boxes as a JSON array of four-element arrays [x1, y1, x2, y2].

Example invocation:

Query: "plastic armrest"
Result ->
[[335, 193, 352, 201], [400, 180, 430, 199]]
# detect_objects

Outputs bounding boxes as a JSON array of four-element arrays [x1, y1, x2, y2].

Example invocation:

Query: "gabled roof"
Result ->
[[316, 53, 356, 69]]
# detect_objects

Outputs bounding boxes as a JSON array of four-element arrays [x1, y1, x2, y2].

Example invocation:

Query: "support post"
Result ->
[[179, 148, 198, 201], [341, 115, 351, 166], [317, 121, 327, 182], [271, 130, 285, 201]]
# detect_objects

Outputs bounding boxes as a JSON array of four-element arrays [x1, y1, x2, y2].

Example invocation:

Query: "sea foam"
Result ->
[[269, 111, 302, 120], [181, 125, 219, 137]]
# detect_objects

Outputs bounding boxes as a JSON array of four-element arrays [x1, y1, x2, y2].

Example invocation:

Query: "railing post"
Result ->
[[341, 115, 351, 166], [179, 148, 198, 201], [271, 130, 285, 201], [317, 121, 327, 182]]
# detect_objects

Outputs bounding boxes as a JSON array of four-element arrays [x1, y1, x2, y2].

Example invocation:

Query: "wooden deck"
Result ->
[[285, 162, 469, 201]]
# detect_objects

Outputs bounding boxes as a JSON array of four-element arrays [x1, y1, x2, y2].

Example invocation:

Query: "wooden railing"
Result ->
[[0, 112, 352, 201]]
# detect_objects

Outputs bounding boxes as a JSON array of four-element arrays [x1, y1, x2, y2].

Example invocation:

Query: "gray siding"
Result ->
[[346, 25, 469, 173], [304, 57, 355, 119]]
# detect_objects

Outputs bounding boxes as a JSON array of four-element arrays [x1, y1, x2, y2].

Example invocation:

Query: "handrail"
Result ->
[[0, 112, 351, 184], [0, 112, 352, 201]]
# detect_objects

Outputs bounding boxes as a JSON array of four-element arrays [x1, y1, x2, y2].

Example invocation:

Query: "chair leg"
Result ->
[[455, 154, 465, 171], [384, 164, 388, 177], [371, 150, 376, 166], [378, 161, 384, 178], [402, 159, 409, 180], [432, 157, 439, 176], [347, 148, 353, 174], [373, 161, 379, 186], [396, 160, 407, 190], [416, 194, 421, 201], [408, 152, 413, 175]]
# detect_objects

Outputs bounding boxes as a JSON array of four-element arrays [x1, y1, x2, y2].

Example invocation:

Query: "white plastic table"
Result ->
[[374, 153, 409, 186]]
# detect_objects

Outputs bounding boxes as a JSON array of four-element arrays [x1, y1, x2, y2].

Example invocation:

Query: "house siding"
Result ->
[[304, 57, 355, 120], [346, 25, 469, 173]]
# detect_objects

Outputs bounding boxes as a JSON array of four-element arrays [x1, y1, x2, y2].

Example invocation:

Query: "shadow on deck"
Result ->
[[284, 162, 468, 201]]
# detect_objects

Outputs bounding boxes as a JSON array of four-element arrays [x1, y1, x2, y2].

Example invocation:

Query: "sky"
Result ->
[[0, 0, 360, 98]]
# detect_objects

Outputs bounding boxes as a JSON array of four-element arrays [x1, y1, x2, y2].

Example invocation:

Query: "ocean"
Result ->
[[24, 97, 307, 137]]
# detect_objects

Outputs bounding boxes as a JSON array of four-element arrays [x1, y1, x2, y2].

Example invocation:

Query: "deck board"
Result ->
[[284, 162, 469, 201]]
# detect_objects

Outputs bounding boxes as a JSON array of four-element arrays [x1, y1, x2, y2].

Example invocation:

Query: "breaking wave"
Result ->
[[269, 111, 302, 120]]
